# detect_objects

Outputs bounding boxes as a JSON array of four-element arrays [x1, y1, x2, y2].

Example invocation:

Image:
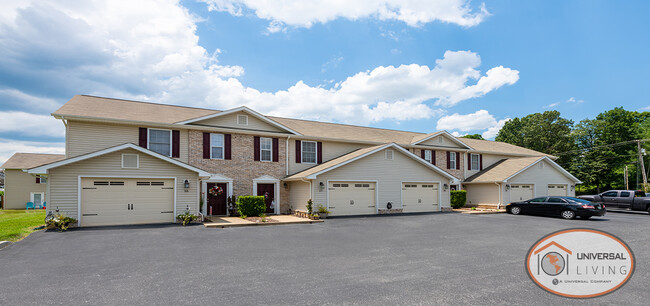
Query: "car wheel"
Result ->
[[561, 210, 576, 220], [510, 206, 522, 215], [647, 207, 650, 215]]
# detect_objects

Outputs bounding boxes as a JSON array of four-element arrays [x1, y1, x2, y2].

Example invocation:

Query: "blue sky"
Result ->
[[0, 0, 649, 163]]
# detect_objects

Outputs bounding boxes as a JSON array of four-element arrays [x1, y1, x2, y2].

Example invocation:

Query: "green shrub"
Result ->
[[306, 199, 313, 214], [316, 204, 330, 214], [45, 212, 76, 232], [450, 190, 467, 209], [237, 196, 266, 218], [176, 210, 198, 226]]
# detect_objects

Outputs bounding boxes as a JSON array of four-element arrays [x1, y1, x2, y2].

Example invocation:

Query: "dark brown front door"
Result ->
[[257, 183, 275, 213], [207, 183, 227, 215]]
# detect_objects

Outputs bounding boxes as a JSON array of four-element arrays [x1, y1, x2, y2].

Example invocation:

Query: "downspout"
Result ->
[[286, 136, 291, 176], [495, 182, 502, 209]]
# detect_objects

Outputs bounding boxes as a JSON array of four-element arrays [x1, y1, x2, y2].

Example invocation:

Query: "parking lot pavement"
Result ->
[[1, 212, 648, 305]]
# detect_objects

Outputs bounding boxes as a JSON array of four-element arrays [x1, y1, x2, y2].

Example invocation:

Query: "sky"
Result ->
[[1, 0, 649, 164]]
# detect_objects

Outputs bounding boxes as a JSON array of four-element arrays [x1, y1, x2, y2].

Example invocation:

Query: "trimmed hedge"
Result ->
[[450, 190, 467, 209], [236, 196, 266, 217]]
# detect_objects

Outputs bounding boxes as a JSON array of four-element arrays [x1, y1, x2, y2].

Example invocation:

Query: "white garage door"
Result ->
[[81, 178, 175, 227], [548, 184, 567, 196], [510, 184, 534, 202], [328, 182, 376, 216], [402, 183, 439, 213]]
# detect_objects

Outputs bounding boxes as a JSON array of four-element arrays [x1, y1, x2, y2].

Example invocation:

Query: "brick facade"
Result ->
[[414, 149, 464, 180], [188, 130, 290, 213]]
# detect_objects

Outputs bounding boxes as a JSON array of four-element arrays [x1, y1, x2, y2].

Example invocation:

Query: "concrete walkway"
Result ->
[[204, 215, 323, 228]]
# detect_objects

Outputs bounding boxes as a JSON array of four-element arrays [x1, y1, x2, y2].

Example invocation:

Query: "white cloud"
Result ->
[[202, 0, 490, 31], [436, 110, 509, 140], [0, 1, 516, 129], [0, 139, 65, 165], [543, 102, 559, 109], [321, 56, 344, 73], [482, 118, 509, 139], [566, 97, 584, 103], [640, 106, 650, 111], [0, 112, 65, 138]]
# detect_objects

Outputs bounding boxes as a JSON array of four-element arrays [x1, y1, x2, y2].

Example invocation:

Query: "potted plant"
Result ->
[[45, 212, 77, 232], [316, 204, 330, 219], [177, 210, 198, 226], [309, 213, 320, 220]]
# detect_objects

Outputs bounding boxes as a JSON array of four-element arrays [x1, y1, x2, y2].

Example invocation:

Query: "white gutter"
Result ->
[[495, 182, 502, 209], [286, 136, 291, 176]]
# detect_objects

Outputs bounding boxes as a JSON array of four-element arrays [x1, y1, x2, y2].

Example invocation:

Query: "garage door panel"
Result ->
[[328, 182, 376, 216], [510, 184, 534, 202], [81, 178, 175, 227], [402, 183, 439, 213], [548, 184, 567, 196]]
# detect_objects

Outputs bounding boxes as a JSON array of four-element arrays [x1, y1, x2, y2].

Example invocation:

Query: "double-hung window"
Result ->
[[260, 137, 272, 162], [211, 133, 224, 159], [449, 152, 457, 169], [424, 150, 432, 163], [470, 154, 480, 170], [148, 129, 171, 156], [301, 141, 317, 164]]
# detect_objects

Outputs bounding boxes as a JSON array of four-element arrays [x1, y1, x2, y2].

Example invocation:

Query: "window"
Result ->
[[548, 197, 566, 203], [620, 191, 631, 197], [260, 137, 272, 162], [385, 150, 394, 160], [237, 114, 248, 125], [148, 129, 171, 156], [449, 152, 457, 169], [470, 154, 480, 170], [301, 141, 317, 163], [424, 150, 432, 163], [602, 191, 618, 197], [354, 183, 370, 188], [31, 192, 44, 206], [529, 197, 546, 203], [122, 154, 139, 168], [211, 133, 224, 159], [37, 175, 47, 184], [438, 136, 443, 144]]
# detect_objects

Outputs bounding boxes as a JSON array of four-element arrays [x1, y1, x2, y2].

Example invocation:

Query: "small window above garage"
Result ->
[[122, 154, 139, 168]]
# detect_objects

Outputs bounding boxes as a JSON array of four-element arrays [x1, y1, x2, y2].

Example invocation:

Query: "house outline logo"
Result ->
[[525, 228, 635, 299], [533, 241, 572, 277]]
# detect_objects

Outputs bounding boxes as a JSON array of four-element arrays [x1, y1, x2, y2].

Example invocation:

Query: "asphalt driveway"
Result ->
[[1, 212, 648, 305]]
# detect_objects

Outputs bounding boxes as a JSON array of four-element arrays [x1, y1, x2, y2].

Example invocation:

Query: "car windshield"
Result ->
[[565, 197, 592, 204]]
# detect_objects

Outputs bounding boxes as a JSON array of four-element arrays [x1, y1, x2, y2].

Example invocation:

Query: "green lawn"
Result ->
[[0, 210, 47, 242]]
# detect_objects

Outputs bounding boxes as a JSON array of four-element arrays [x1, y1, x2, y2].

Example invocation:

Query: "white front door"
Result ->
[[328, 182, 376, 216], [402, 183, 439, 212], [31, 193, 44, 207]]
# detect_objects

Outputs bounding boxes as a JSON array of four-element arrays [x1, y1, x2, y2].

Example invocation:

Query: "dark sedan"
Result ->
[[506, 196, 606, 220]]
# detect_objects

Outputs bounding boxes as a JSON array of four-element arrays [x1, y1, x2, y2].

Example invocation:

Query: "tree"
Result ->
[[495, 111, 575, 164], [461, 134, 484, 140]]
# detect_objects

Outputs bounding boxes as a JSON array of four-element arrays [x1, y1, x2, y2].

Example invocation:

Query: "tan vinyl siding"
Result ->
[[504, 160, 575, 202], [3, 169, 47, 209], [418, 134, 465, 148], [288, 181, 311, 212], [190, 112, 285, 133], [47, 148, 199, 223], [288, 140, 369, 175], [465, 183, 500, 205], [310, 148, 451, 211], [66, 120, 189, 162]]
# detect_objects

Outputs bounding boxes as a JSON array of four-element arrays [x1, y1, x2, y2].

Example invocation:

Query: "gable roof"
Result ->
[[463, 156, 581, 184], [53, 95, 548, 157], [1, 153, 66, 170], [27, 143, 211, 177], [411, 131, 473, 149], [177, 106, 301, 135], [285, 143, 459, 181]]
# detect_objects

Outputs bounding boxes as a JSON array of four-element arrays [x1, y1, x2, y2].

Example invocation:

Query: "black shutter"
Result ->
[[446, 151, 450, 169], [171, 130, 180, 158], [203, 133, 210, 159], [139, 128, 148, 148], [295, 140, 301, 163], [224, 134, 231, 160], [317, 142, 323, 164], [254, 136, 260, 161], [272, 138, 279, 162]]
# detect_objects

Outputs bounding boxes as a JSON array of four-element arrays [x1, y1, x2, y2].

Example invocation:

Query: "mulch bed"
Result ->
[[244, 217, 280, 223]]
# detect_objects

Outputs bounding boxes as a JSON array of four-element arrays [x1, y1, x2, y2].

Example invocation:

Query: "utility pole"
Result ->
[[624, 166, 629, 190], [638, 140, 648, 192]]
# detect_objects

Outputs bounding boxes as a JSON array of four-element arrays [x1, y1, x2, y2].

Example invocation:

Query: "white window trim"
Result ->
[[301, 140, 317, 164], [470, 153, 480, 170], [121, 154, 139, 169], [147, 128, 172, 157], [260, 137, 273, 162], [237, 114, 248, 125], [424, 150, 432, 163], [37, 175, 47, 184], [450, 152, 457, 169], [210, 133, 225, 160]]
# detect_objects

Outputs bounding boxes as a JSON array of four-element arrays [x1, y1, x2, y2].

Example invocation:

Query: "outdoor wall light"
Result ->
[[571, 185, 575, 191], [184, 179, 190, 192], [283, 182, 288, 189], [443, 184, 448, 191], [505, 184, 510, 191], [319, 182, 325, 192]]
